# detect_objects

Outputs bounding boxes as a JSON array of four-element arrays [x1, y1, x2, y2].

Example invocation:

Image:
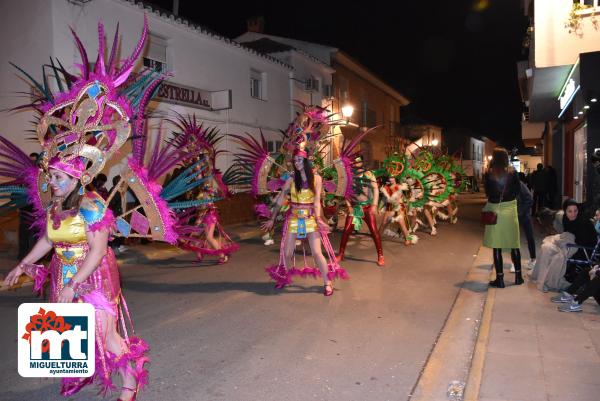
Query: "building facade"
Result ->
[[520, 0, 600, 210], [0, 0, 294, 177], [236, 30, 410, 169]]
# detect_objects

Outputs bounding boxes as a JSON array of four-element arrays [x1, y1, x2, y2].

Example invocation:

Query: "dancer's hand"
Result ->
[[317, 218, 330, 233], [57, 287, 75, 303], [3, 264, 24, 287], [261, 219, 274, 232]]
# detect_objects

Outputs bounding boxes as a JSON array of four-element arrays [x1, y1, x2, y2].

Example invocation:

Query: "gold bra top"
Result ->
[[47, 192, 108, 245], [290, 185, 315, 205]]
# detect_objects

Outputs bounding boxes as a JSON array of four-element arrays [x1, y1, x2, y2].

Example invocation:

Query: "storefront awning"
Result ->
[[528, 65, 572, 122]]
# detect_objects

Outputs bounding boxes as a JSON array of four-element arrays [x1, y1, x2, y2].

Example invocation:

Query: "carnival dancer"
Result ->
[[0, 18, 180, 400], [261, 148, 336, 295], [4, 159, 148, 401], [337, 156, 385, 266], [167, 115, 239, 264], [380, 176, 417, 245], [232, 102, 371, 294]]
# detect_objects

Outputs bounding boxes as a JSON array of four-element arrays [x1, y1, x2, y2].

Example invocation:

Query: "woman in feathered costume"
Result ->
[[1, 18, 167, 400], [169, 115, 239, 264], [232, 103, 373, 295]]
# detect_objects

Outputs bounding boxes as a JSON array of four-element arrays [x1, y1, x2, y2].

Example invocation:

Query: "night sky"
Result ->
[[144, 0, 529, 148]]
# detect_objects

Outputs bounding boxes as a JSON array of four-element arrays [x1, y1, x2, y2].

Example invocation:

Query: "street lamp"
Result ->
[[341, 104, 354, 120], [431, 139, 439, 146]]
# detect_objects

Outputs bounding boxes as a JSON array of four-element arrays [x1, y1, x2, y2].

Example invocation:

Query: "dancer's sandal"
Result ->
[[117, 386, 138, 401], [323, 282, 334, 296], [218, 255, 228, 264]]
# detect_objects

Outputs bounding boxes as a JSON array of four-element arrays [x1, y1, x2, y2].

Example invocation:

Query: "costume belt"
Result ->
[[292, 206, 313, 239], [352, 200, 371, 231]]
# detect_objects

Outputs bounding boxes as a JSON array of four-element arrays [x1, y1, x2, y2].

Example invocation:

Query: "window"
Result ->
[[338, 77, 349, 102], [143, 34, 167, 73], [305, 76, 320, 92], [267, 140, 282, 154], [250, 69, 266, 100]]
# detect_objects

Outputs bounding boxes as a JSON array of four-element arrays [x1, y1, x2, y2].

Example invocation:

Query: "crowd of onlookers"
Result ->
[[482, 151, 600, 312]]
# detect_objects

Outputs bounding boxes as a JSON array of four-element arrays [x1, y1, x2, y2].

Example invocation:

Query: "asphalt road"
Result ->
[[0, 194, 486, 401]]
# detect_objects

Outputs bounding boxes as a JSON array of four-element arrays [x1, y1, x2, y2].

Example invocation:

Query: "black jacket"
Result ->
[[484, 171, 520, 204]]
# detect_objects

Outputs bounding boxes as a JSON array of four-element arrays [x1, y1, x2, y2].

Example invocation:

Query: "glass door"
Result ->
[[573, 124, 587, 202]]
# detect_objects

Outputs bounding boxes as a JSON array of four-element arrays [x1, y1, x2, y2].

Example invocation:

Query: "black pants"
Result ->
[[566, 267, 600, 305], [532, 190, 546, 215], [493, 248, 521, 273], [519, 213, 536, 260]]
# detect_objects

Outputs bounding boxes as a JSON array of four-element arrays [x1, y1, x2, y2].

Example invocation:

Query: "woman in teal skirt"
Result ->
[[483, 148, 523, 288]]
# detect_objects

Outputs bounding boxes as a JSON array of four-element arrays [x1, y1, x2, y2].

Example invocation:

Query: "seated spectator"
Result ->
[[530, 199, 597, 292], [553, 265, 600, 312]]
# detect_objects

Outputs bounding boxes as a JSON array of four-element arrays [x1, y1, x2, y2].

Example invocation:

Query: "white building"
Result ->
[[0, 0, 294, 175], [236, 31, 336, 118]]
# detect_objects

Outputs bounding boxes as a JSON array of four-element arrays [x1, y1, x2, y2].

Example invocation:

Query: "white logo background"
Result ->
[[18, 303, 95, 378]]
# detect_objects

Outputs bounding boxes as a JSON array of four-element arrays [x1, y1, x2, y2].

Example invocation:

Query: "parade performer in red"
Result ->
[[336, 155, 385, 266]]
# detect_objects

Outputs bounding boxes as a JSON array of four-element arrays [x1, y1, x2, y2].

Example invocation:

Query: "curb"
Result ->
[[408, 245, 491, 401]]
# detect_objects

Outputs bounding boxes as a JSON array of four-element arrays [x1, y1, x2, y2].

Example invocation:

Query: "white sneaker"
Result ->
[[430, 227, 437, 236], [527, 259, 536, 270], [261, 233, 271, 241], [264, 239, 275, 246], [509, 263, 515, 273], [118, 245, 128, 253]]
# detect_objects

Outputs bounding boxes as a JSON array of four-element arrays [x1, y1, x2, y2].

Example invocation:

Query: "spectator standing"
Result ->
[[530, 163, 549, 215]]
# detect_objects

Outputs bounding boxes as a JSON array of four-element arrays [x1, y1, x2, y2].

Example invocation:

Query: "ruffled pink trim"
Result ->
[[80, 290, 117, 316], [266, 264, 293, 288], [101, 336, 150, 394], [88, 207, 116, 233], [254, 203, 271, 219], [128, 159, 178, 244]]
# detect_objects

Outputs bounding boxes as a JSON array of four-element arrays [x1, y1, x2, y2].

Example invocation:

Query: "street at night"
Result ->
[[2, 1, 600, 400]]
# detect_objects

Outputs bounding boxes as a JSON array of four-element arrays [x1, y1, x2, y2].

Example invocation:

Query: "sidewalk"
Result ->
[[466, 229, 600, 401], [410, 208, 600, 401], [468, 252, 600, 401]]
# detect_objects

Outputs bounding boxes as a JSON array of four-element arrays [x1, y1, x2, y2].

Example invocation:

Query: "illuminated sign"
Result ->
[[557, 59, 580, 118]]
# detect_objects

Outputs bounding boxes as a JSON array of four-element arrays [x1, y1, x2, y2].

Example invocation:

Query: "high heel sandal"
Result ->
[[323, 282, 334, 296], [218, 255, 228, 264], [117, 386, 138, 401]]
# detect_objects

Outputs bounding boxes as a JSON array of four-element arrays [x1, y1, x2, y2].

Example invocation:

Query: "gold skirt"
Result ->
[[288, 208, 317, 235]]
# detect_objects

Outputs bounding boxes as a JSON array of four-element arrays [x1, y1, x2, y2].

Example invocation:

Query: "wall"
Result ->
[[0, 0, 293, 175], [331, 60, 405, 168], [0, 0, 54, 157], [534, 0, 600, 68]]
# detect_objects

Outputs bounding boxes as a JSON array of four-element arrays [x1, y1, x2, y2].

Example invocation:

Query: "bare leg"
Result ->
[[283, 231, 297, 270], [396, 212, 411, 239], [379, 210, 394, 236], [307, 231, 330, 286], [205, 222, 224, 259], [424, 208, 437, 235], [99, 311, 137, 401]]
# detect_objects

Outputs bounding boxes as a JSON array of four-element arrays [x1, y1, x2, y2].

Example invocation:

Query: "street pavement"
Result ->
[[0, 194, 485, 401]]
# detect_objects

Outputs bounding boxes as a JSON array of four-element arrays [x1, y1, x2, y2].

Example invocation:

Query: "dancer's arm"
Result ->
[[313, 175, 328, 230], [262, 178, 291, 231], [3, 235, 53, 286], [369, 173, 379, 213]]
